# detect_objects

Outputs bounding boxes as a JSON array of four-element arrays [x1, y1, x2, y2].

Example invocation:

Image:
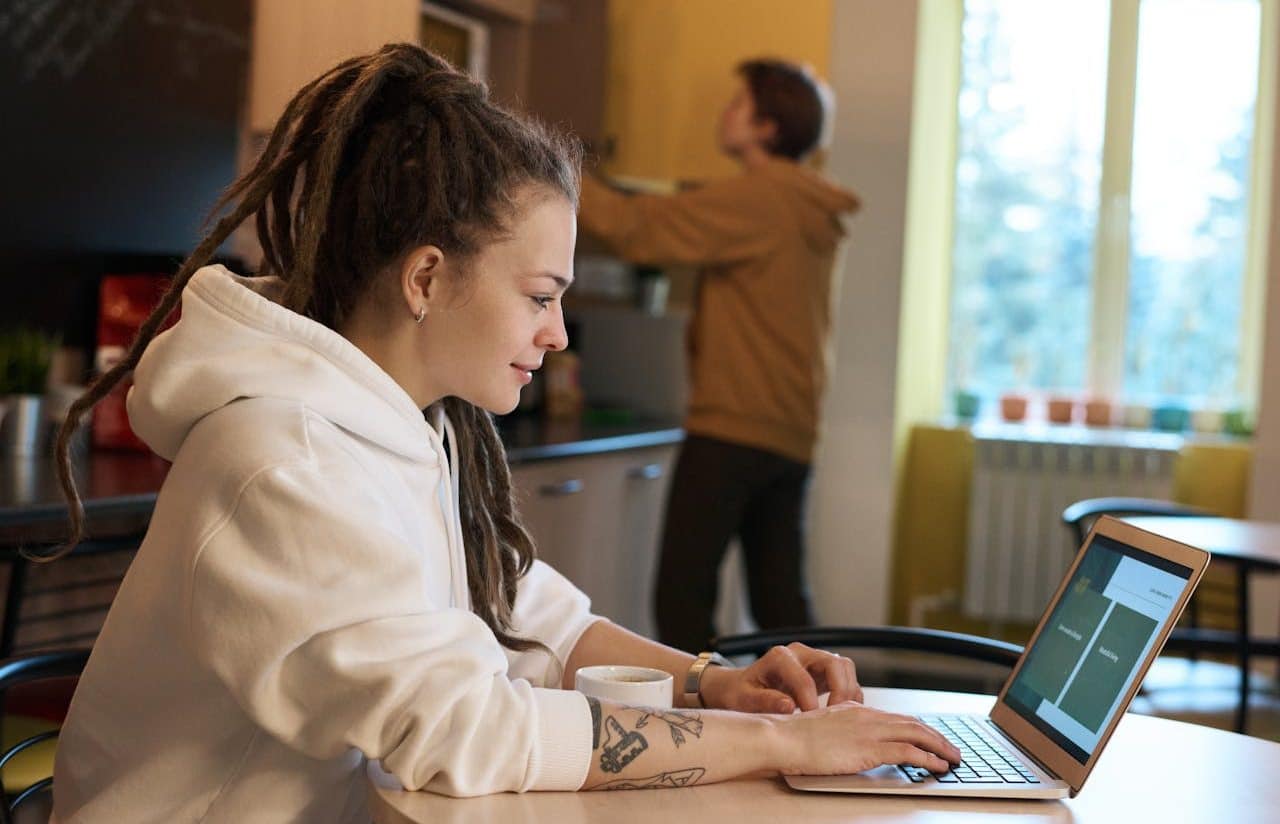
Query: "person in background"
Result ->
[[48, 45, 951, 823], [578, 59, 860, 653]]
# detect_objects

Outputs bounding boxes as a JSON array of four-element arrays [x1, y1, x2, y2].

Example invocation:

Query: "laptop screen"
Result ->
[[1003, 534, 1194, 763]]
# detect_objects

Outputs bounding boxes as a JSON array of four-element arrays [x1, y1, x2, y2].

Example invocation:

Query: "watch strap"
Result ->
[[682, 651, 731, 708]]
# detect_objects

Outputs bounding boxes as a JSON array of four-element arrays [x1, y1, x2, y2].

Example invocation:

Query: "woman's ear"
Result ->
[[400, 245, 446, 317]]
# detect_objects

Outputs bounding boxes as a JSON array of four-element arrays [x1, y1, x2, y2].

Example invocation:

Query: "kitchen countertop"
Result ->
[[0, 416, 684, 545], [499, 415, 683, 463]]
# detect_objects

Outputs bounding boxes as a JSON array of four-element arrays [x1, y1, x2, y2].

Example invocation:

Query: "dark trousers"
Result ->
[[654, 434, 815, 653]]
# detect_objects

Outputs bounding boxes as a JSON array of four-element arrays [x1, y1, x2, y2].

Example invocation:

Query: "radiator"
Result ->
[[961, 429, 1177, 623]]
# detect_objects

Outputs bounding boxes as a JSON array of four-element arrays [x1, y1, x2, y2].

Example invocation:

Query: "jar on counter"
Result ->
[[542, 350, 583, 421]]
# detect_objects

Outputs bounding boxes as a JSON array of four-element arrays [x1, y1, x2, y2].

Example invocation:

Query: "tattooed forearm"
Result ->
[[597, 767, 708, 790], [600, 715, 648, 773], [634, 708, 703, 748], [588, 706, 705, 783]]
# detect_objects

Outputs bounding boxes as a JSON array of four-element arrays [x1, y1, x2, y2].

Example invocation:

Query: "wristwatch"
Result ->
[[682, 651, 732, 708]]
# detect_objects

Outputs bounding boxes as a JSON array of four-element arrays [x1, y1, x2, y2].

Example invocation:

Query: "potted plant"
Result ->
[[0, 328, 58, 455]]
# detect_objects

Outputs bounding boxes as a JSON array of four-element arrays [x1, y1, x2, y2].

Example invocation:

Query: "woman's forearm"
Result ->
[[565, 622, 963, 789], [580, 698, 780, 790]]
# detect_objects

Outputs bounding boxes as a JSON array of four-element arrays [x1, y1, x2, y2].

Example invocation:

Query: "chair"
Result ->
[[0, 649, 90, 824], [711, 626, 1024, 694], [1060, 496, 1210, 547], [1062, 498, 1267, 732], [1062, 497, 1221, 654]]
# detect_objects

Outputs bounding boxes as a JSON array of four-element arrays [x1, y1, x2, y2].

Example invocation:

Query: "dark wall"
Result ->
[[0, 0, 252, 346]]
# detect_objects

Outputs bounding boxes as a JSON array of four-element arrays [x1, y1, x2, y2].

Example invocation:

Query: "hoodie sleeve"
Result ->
[[185, 460, 592, 796], [578, 173, 776, 266], [502, 560, 608, 688]]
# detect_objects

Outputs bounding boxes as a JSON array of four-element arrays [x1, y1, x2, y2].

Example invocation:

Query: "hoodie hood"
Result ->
[[128, 265, 439, 464], [757, 156, 861, 250]]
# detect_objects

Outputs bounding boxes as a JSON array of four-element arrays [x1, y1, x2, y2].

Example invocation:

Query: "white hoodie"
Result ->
[[53, 266, 599, 823]]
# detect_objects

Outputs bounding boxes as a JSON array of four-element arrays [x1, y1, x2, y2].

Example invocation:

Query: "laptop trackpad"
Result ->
[[784, 765, 908, 792], [854, 765, 904, 783]]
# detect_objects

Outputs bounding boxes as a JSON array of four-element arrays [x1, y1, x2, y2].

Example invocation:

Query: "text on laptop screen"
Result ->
[[1004, 535, 1193, 763]]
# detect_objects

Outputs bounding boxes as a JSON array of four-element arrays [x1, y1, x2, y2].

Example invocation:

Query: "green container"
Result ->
[[953, 389, 980, 419], [1151, 404, 1189, 432], [1223, 409, 1254, 437]]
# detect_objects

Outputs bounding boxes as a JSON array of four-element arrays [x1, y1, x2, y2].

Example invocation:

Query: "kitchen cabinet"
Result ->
[[524, 0, 608, 156], [601, 0, 832, 183], [243, 0, 598, 137], [246, 0, 420, 133], [510, 444, 676, 637]]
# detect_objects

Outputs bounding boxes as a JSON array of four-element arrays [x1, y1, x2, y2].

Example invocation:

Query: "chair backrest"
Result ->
[[711, 626, 1024, 694], [0, 649, 90, 824], [1060, 496, 1209, 547]]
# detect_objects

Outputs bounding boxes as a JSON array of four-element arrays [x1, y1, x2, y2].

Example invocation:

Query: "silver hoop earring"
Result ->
[[414, 306, 426, 325]]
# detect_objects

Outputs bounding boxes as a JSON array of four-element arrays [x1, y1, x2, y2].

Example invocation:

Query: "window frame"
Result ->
[[902, 0, 1277, 418]]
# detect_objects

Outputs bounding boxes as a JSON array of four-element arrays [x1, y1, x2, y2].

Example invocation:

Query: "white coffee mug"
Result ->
[[574, 665, 673, 708]]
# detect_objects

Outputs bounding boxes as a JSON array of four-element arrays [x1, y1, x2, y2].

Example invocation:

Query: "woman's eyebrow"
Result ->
[[529, 272, 573, 290]]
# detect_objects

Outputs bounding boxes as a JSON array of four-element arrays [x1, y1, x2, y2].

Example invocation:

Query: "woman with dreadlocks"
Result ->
[[49, 44, 957, 823]]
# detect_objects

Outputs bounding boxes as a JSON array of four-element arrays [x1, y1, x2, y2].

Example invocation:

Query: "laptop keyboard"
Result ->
[[899, 715, 1042, 785]]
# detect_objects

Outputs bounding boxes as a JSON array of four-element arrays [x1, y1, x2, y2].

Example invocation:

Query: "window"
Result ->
[[945, 0, 1269, 415]]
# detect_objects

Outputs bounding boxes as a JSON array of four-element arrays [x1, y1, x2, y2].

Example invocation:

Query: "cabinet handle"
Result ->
[[627, 463, 663, 481], [538, 479, 584, 497]]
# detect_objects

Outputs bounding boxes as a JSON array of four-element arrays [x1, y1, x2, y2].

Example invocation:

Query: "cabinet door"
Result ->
[[524, 0, 608, 153], [510, 445, 678, 637], [602, 0, 832, 182], [612, 446, 677, 638], [509, 455, 620, 613], [247, 0, 418, 132]]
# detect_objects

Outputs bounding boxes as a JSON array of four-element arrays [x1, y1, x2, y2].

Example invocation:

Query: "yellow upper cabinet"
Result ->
[[603, 0, 832, 183], [246, 0, 542, 133], [247, 0, 419, 133]]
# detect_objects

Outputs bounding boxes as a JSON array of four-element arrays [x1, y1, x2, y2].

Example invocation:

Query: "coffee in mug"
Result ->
[[574, 665, 673, 708]]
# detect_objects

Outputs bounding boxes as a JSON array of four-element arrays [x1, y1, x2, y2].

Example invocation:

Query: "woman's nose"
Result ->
[[539, 306, 568, 351]]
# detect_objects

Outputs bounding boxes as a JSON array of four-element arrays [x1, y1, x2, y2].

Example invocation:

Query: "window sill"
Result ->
[[936, 416, 1253, 451]]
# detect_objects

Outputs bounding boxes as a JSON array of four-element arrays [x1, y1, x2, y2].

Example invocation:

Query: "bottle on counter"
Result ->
[[542, 349, 583, 421]]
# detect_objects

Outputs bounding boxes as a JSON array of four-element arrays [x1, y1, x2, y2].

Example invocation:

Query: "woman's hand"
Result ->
[[777, 702, 962, 776], [698, 642, 863, 713]]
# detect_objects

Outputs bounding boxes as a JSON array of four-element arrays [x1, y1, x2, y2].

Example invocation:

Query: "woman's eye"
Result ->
[[531, 295, 553, 309]]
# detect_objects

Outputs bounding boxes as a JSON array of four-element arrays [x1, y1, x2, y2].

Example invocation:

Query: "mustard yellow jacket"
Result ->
[[579, 159, 859, 463]]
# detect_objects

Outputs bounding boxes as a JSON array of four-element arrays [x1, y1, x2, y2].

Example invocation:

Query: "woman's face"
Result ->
[[418, 192, 575, 415]]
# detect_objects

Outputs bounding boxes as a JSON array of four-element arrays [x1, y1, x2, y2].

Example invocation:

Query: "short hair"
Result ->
[[736, 58, 831, 161]]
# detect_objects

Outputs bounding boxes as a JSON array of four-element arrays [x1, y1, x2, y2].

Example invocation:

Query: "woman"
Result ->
[[49, 44, 957, 823]]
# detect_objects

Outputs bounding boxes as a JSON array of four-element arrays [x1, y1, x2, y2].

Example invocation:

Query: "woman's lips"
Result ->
[[511, 364, 535, 384]]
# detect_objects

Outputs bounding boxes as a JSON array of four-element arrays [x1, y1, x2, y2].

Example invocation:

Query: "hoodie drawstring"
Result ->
[[437, 411, 469, 610]]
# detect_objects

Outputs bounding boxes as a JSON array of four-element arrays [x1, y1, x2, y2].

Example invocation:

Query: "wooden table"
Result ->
[[1123, 516, 1280, 733], [367, 687, 1280, 823]]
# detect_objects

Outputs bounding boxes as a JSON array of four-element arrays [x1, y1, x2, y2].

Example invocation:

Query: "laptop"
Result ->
[[786, 515, 1210, 799]]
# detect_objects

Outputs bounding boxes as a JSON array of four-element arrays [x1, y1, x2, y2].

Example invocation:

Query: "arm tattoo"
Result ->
[[599, 715, 648, 773], [597, 767, 707, 790], [633, 708, 703, 748], [587, 697, 602, 749]]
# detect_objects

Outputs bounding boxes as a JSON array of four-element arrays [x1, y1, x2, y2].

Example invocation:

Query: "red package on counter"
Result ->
[[91, 274, 176, 451]]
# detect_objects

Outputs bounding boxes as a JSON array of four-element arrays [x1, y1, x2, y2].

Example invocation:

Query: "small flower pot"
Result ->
[[1223, 409, 1254, 437], [1084, 399, 1114, 427], [953, 389, 980, 419], [1047, 397, 1076, 424], [1122, 403, 1152, 429], [1000, 393, 1028, 422], [1152, 404, 1189, 432], [1191, 408, 1224, 434]]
